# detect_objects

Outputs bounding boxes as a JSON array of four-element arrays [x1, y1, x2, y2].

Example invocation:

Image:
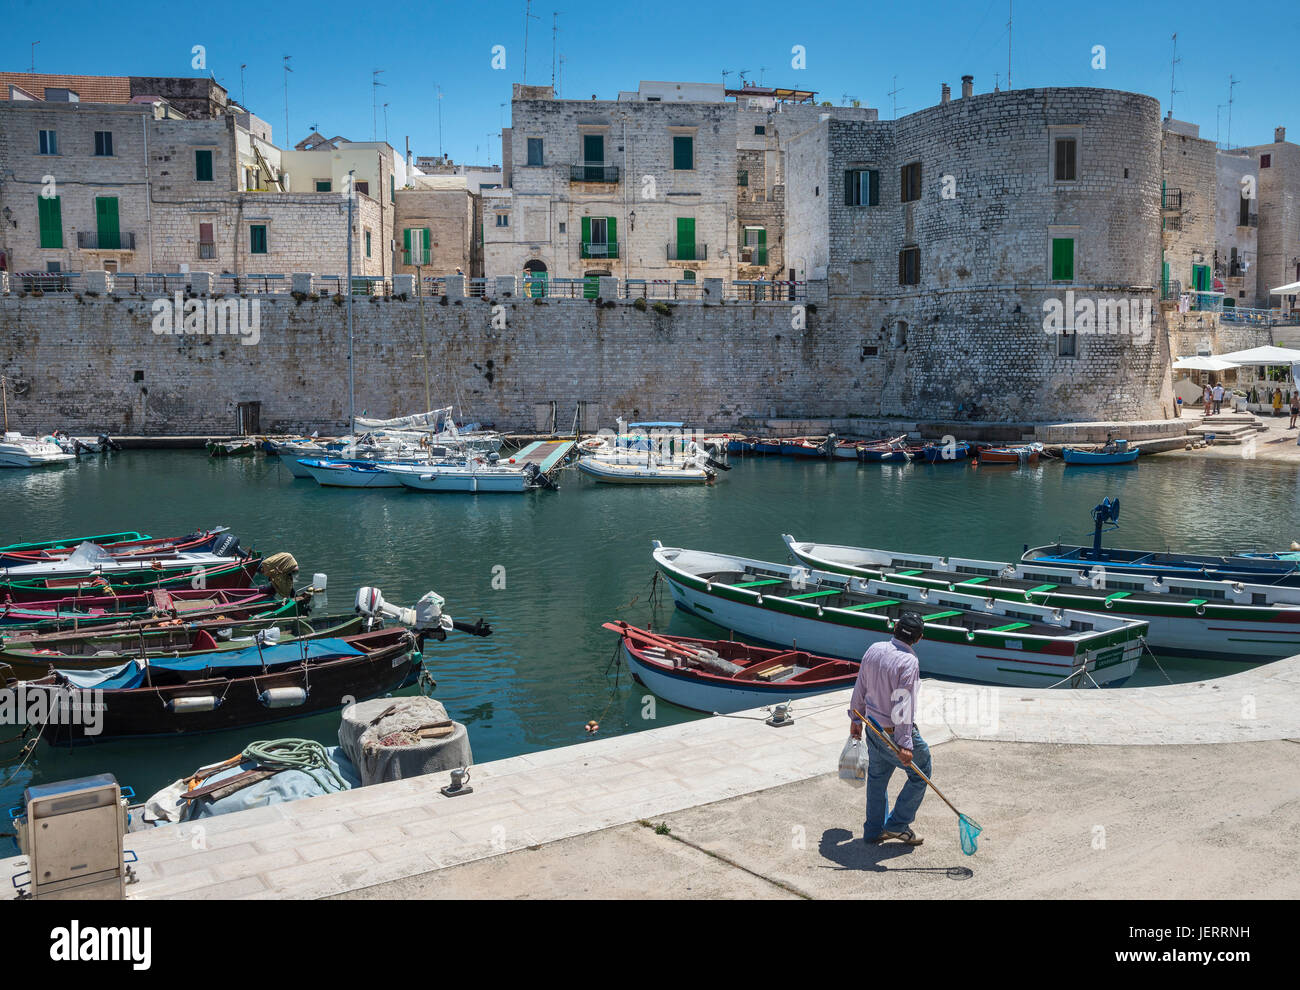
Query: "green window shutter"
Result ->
[[607, 217, 617, 257], [95, 196, 120, 250], [422, 228, 431, 264], [676, 217, 695, 261], [390, 175, 395, 204], [365, 231, 371, 258], [757, 228, 767, 266], [402, 228, 412, 265], [869, 169, 879, 206], [583, 134, 603, 164], [673, 135, 693, 170], [195, 149, 213, 182], [1051, 238, 1074, 281], [38, 195, 63, 249], [581, 216, 591, 245], [250, 224, 267, 254], [844, 171, 854, 206]]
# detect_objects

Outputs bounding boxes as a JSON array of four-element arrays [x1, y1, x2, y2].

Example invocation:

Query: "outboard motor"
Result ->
[[522, 462, 559, 491], [212, 533, 243, 558], [355, 586, 493, 649]]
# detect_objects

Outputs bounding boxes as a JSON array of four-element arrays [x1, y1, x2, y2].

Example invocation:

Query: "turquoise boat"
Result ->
[[1062, 443, 1139, 465]]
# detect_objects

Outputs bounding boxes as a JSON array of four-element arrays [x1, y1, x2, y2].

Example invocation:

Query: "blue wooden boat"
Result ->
[[1062, 439, 1139, 464], [907, 441, 971, 463], [1020, 498, 1300, 586]]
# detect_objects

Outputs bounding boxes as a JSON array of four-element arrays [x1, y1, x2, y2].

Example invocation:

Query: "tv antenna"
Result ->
[[888, 76, 905, 118], [372, 69, 386, 141], [523, 0, 540, 82], [1169, 33, 1182, 117], [30, 41, 39, 73], [283, 56, 293, 145], [1225, 75, 1239, 149]]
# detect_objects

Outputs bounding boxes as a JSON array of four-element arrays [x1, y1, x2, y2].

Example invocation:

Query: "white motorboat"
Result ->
[[0, 433, 76, 468], [297, 458, 410, 488], [576, 455, 715, 485], [381, 457, 547, 494]]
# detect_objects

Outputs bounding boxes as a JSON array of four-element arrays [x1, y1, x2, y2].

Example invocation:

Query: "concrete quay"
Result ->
[[5, 655, 1298, 900]]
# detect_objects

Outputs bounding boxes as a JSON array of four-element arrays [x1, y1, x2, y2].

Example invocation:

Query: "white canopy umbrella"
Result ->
[[1217, 345, 1300, 364], [1172, 355, 1241, 371], [1269, 281, 1300, 296]]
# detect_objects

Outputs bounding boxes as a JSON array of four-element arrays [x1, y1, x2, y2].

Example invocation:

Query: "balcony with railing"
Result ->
[[1160, 278, 1183, 301], [569, 163, 620, 183], [580, 240, 619, 259], [1161, 187, 1183, 211], [1239, 212, 1259, 228], [666, 243, 707, 262], [77, 231, 135, 250]]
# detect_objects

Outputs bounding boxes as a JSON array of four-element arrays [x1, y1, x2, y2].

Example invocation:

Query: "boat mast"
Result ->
[[346, 168, 356, 430]]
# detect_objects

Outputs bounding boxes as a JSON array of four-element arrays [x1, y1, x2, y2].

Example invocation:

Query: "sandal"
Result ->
[[879, 828, 924, 846]]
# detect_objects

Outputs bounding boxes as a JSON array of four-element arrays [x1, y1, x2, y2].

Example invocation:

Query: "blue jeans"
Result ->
[[863, 721, 931, 839]]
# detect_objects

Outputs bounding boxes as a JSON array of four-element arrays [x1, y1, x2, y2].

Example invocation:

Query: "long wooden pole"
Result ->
[[851, 707, 962, 819]]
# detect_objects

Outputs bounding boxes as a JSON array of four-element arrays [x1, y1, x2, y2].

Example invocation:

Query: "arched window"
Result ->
[[523, 259, 548, 298]]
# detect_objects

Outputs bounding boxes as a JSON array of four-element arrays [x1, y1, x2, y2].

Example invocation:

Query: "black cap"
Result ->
[[895, 610, 925, 642]]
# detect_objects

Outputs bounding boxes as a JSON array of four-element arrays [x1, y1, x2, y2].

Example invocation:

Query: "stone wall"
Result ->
[[392, 188, 474, 277], [1161, 122, 1217, 296], [1240, 135, 1300, 304]]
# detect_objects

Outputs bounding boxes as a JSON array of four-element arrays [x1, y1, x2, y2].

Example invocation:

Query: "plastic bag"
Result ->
[[838, 735, 866, 787]]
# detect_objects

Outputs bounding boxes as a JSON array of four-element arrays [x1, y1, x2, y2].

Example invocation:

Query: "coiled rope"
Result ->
[[241, 738, 346, 794]]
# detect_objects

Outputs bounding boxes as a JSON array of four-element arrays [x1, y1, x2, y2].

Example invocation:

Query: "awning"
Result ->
[[1172, 356, 1241, 371], [1217, 345, 1300, 364], [1269, 281, 1300, 295]]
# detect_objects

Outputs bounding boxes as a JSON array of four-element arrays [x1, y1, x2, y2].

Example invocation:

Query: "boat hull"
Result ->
[[577, 458, 711, 485], [300, 459, 405, 488], [1062, 447, 1140, 464]]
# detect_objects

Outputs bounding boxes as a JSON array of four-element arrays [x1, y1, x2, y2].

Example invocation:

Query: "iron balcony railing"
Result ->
[[1160, 279, 1182, 301], [569, 164, 620, 183], [76, 231, 135, 250], [1221, 306, 1276, 327], [1240, 213, 1259, 228], [1162, 214, 1183, 232], [666, 243, 707, 261], [1161, 188, 1183, 211], [16, 271, 80, 293], [580, 241, 618, 259]]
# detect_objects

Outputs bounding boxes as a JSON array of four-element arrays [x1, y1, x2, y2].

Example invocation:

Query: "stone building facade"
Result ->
[[1214, 150, 1260, 307], [1160, 119, 1218, 305], [785, 84, 1174, 422], [392, 178, 477, 278], [1240, 128, 1300, 305]]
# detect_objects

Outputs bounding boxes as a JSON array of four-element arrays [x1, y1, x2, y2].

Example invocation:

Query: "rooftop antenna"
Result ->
[[552, 11, 559, 89], [759, 65, 768, 86], [1007, 1, 1012, 90], [737, 69, 750, 85], [523, 0, 540, 83], [558, 54, 565, 96], [282, 55, 293, 144], [1169, 33, 1182, 117], [383, 102, 389, 144], [372, 69, 386, 141], [722, 69, 732, 86], [436, 83, 443, 158], [30, 41, 38, 73], [240, 63, 247, 108], [888, 75, 905, 119], [1226, 74, 1239, 150]]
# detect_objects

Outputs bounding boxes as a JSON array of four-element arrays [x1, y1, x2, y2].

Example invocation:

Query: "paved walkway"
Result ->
[[1171, 410, 1300, 464], [5, 657, 1300, 899]]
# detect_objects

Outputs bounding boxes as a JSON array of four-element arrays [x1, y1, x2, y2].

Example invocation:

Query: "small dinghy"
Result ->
[[0, 587, 309, 634], [974, 442, 1043, 464], [206, 439, 260, 457], [604, 622, 858, 713], [577, 455, 715, 485], [1062, 439, 1139, 464]]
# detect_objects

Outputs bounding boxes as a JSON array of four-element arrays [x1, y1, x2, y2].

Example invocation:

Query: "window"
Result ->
[[38, 129, 57, 155], [742, 227, 767, 266], [754, 125, 766, 135], [1057, 332, 1077, 358], [495, 213, 510, 227], [315, 179, 332, 192], [1260, 154, 1271, 168], [672, 135, 693, 171], [198, 222, 215, 260], [674, 217, 696, 261], [37, 195, 63, 249], [682, 270, 696, 281], [844, 169, 880, 206], [898, 247, 920, 285], [355, 180, 369, 196], [527, 137, 544, 166], [249, 224, 267, 254], [1054, 138, 1077, 181], [1051, 238, 1075, 281], [94, 131, 113, 156], [403, 228, 431, 265], [94, 196, 120, 250], [365, 230, 372, 258], [1240, 193, 1251, 226], [738, 170, 749, 187], [195, 149, 213, 182], [582, 216, 618, 258], [900, 162, 921, 203], [558, 222, 566, 234], [390, 175, 395, 203]]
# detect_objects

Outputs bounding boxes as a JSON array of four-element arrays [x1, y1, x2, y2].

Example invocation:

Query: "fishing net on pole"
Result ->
[[958, 814, 983, 856]]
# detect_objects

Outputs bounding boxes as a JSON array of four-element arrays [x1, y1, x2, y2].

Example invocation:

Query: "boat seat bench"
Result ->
[[988, 621, 1031, 633], [839, 599, 900, 612], [732, 579, 786, 589], [786, 590, 840, 601]]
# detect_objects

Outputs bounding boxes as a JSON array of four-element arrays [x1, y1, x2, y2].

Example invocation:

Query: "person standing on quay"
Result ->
[[1290, 391, 1299, 429], [1203, 384, 1214, 416], [849, 611, 932, 846], [1212, 381, 1225, 415]]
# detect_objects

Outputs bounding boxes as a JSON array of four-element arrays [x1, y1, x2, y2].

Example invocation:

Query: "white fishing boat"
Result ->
[[381, 457, 547, 494], [0, 432, 76, 468], [577, 455, 715, 485], [0, 540, 247, 584], [783, 535, 1300, 661], [651, 542, 1147, 688], [297, 458, 409, 488]]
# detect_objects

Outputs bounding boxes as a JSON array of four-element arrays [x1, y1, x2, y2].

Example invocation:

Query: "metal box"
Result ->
[[13, 774, 129, 900]]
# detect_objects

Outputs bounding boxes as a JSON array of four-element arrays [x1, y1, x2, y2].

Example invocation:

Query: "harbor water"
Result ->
[[3, 449, 1299, 848]]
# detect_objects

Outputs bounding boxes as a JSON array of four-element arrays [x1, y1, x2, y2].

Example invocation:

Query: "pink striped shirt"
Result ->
[[848, 637, 920, 750]]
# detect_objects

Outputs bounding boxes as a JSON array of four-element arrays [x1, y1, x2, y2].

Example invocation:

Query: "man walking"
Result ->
[[1212, 381, 1224, 415], [849, 611, 932, 846]]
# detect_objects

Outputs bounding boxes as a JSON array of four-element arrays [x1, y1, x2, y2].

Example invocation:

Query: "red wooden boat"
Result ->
[[973, 442, 1043, 464], [0, 528, 233, 565], [0, 586, 302, 633], [604, 622, 859, 714]]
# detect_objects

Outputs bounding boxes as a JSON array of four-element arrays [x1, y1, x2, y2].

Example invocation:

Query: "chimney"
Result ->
[[1276, 126, 1287, 143], [961, 75, 974, 99], [941, 83, 951, 105]]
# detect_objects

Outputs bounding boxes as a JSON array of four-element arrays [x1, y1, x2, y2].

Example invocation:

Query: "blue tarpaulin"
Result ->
[[55, 638, 364, 690]]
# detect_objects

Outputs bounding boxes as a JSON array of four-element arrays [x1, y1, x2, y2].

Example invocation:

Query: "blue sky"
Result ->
[[4, 0, 1296, 163]]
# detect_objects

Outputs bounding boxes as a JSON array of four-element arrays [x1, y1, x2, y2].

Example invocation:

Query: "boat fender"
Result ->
[[1196, 603, 1206, 617], [1104, 598, 1114, 609], [259, 687, 309, 709], [965, 630, 975, 641], [755, 595, 764, 606], [919, 588, 929, 600], [816, 606, 824, 617], [705, 581, 713, 593], [167, 696, 222, 714]]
